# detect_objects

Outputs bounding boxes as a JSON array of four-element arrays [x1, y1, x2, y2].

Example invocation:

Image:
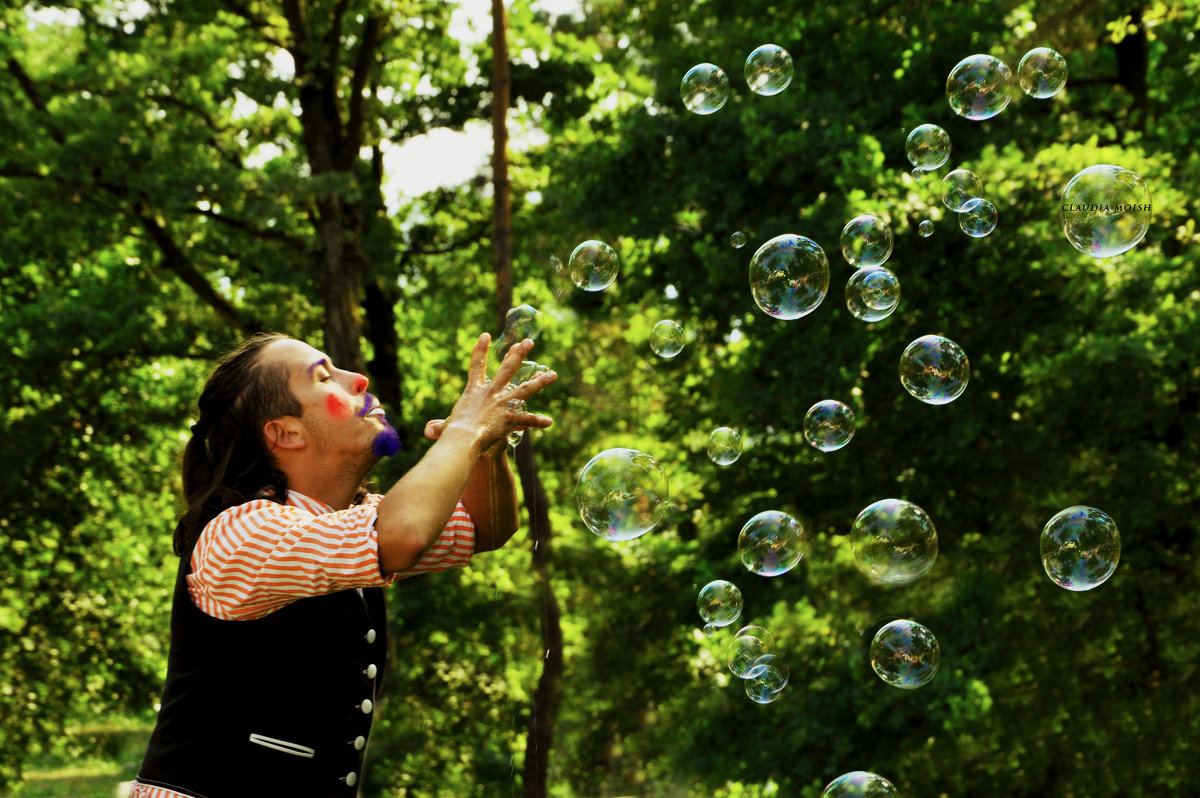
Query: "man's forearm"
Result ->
[[461, 447, 520, 554]]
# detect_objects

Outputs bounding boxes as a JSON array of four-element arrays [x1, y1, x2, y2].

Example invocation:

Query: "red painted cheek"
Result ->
[[325, 393, 353, 419]]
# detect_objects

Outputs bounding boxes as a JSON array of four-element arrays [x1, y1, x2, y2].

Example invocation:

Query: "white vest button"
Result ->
[[365, 628, 377, 644], [359, 699, 373, 714], [354, 735, 366, 750], [342, 771, 358, 786], [365, 663, 378, 679]]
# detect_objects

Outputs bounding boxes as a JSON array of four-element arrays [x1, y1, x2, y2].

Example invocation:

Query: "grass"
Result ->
[[2, 718, 150, 798]]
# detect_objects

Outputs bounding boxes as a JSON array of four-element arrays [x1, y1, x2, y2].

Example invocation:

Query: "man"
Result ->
[[130, 331, 555, 797]]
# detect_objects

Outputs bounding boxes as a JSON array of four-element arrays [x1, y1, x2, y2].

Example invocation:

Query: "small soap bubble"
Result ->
[[871, 619, 941, 689], [703, 622, 722, 638], [575, 448, 669, 541], [744, 44, 793, 96], [822, 772, 899, 798], [941, 169, 984, 212], [1018, 47, 1067, 98], [946, 54, 1014, 120], [745, 654, 789, 703], [501, 304, 542, 347], [730, 231, 747, 249], [697, 579, 744, 627], [804, 400, 857, 451], [850, 498, 938, 585], [728, 633, 771, 679], [681, 63, 730, 115], [1041, 506, 1121, 591], [959, 198, 997, 238], [905, 124, 951, 171], [707, 427, 742, 466], [840, 215, 894, 268], [845, 266, 900, 323], [651, 320, 685, 358], [918, 220, 934, 237], [911, 167, 926, 182], [748, 234, 830, 320], [738, 511, 807, 577], [548, 254, 572, 301], [568, 240, 619, 291], [899, 334, 969, 405], [1060, 164, 1152, 258]]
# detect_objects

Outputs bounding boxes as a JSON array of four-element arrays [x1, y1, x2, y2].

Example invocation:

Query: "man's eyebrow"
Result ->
[[306, 357, 329, 378]]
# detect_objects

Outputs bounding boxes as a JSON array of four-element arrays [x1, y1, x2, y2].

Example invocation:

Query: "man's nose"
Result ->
[[352, 373, 369, 394]]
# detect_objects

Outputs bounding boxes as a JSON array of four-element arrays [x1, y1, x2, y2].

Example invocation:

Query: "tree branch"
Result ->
[[185, 206, 311, 252], [345, 14, 381, 155]]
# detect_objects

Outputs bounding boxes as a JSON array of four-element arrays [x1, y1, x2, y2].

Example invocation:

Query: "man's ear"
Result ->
[[264, 417, 306, 451]]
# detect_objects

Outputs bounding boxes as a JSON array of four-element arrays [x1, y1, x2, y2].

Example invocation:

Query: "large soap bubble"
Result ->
[[748, 234, 830, 320], [804, 399, 857, 451], [681, 63, 730, 114], [576, 448, 669, 541], [744, 44, 793, 96], [1041, 506, 1121, 591], [871, 619, 941, 689], [821, 771, 899, 797], [1018, 47, 1067, 98], [1059, 165, 1152, 258], [846, 267, 900, 323], [905, 124, 950, 171], [946, 54, 1014, 120], [899, 334, 970, 405], [840, 215, 894, 268], [739, 511, 807, 576], [697, 579, 743, 627], [941, 169, 984, 213], [959, 199, 997, 238], [850, 499, 938, 585], [568, 240, 619, 291]]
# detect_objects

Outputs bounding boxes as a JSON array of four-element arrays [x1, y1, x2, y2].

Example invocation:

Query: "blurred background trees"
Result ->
[[1, 0, 1197, 795]]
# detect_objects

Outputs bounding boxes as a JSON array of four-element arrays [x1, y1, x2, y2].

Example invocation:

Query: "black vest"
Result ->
[[136, 534, 388, 798]]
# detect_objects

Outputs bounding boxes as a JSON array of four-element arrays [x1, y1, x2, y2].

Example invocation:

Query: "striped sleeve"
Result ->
[[127, 782, 192, 798], [187, 494, 474, 621]]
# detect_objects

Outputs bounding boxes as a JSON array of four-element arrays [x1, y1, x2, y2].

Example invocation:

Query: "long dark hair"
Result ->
[[173, 332, 300, 556]]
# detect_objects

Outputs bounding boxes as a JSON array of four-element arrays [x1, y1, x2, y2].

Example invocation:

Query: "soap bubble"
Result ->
[[697, 579, 744, 627], [651, 320, 685, 358], [946, 54, 1014, 120], [911, 167, 926, 182], [735, 625, 774, 648], [941, 169, 984, 212], [568, 240, 619, 291], [738, 511, 807, 577], [899, 334, 970, 405], [918, 220, 934, 237], [744, 44, 793, 95], [728, 632, 771, 678], [850, 498, 938, 585], [730, 231, 747, 249], [576, 448, 669, 541], [871, 619, 941, 689], [1041, 506, 1121, 591], [845, 266, 900, 323], [840, 215, 894, 268], [1018, 47, 1067, 98], [905, 124, 951, 171], [959, 198, 997, 238], [745, 654, 789, 703], [804, 400, 857, 452], [822, 772, 899, 798], [681, 63, 730, 115], [703, 622, 721, 638], [1060, 164, 1152, 258], [707, 427, 742, 466], [748, 234, 830, 320], [501, 304, 542, 347], [548, 254, 572, 301]]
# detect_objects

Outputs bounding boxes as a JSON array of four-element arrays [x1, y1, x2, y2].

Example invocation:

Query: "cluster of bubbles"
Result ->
[[681, 44, 794, 115], [839, 215, 901, 322], [727, 626, 790, 704]]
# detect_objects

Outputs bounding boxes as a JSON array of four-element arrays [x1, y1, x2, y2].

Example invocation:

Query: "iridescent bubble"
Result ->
[[850, 499, 938, 585], [941, 169, 984, 212], [822, 772, 899, 798], [697, 579, 743, 627], [744, 44, 793, 96], [576, 448, 669, 542], [681, 63, 730, 115], [911, 167, 926, 182], [845, 266, 900, 323], [1041, 506, 1121, 591], [899, 334, 969, 405], [918, 220, 934, 238], [501, 304, 542, 347], [549, 254, 572, 301], [730, 231, 747, 249], [1060, 164, 1152, 258], [803, 400, 857, 452], [1018, 47, 1067, 98], [870, 619, 941, 689], [959, 198, 997, 238], [745, 654, 789, 703], [707, 427, 742, 466], [738, 511, 807, 577], [651, 319, 685, 358], [728, 633, 771, 679], [946, 54, 1014, 121], [748, 234, 830, 320], [703, 622, 721, 638], [840, 215, 894, 268], [905, 124, 951, 171], [568, 240, 619, 291]]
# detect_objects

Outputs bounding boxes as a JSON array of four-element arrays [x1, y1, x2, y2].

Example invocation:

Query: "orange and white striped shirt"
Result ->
[[128, 489, 474, 797]]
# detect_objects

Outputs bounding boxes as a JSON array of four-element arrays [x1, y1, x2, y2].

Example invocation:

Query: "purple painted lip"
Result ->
[[358, 394, 375, 417]]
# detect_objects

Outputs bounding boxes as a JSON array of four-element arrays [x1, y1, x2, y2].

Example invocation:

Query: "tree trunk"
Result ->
[[1115, 6, 1148, 125], [491, 0, 514, 335]]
